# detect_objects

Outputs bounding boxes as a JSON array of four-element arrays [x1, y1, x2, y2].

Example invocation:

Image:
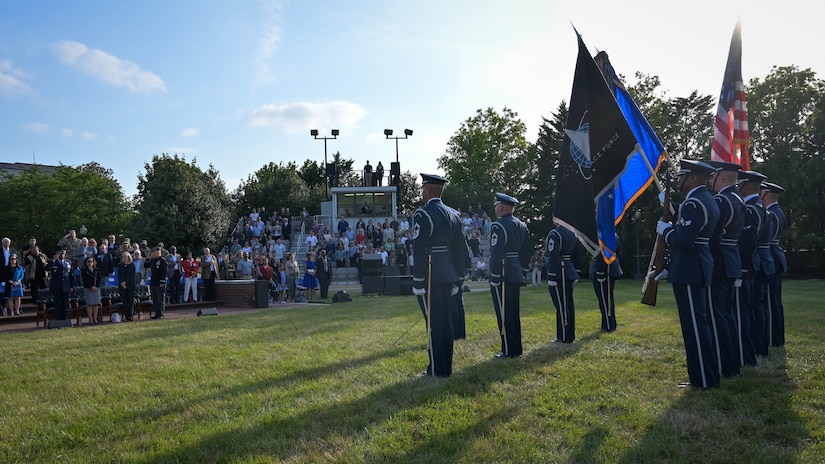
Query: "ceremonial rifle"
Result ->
[[640, 173, 672, 306]]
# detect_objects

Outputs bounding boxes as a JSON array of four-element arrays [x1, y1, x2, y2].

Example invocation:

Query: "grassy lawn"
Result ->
[[1, 279, 823, 463]]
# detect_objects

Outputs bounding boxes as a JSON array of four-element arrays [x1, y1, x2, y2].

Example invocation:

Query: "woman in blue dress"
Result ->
[[6, 255, 26, 315], [303, 252, 319, 301]]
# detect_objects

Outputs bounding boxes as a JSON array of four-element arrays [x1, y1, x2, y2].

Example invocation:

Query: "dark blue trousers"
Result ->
[[491, 282, 523, 357], [673, 283, 720, 388]]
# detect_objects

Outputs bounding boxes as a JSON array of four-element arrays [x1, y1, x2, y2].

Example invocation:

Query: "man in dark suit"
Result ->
[[317, 249, 332, 299], [736, 170, 768, 367], [412, 174, 467, 377], [547, 224, 580, 343], [656, 160, 721, 389], [48, 249, 73, 321], [707, 160, 746, 378], [149, 247, 168, 319], [489, 193, 532, 358], [761, 182, 787, 347]]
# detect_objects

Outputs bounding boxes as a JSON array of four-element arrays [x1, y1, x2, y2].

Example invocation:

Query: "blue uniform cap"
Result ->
[[677, 159, 719, 177], [737, 170, 768, 183], [707, 160, 742, 172], [420, 173, 448, 185], [760, 182, 785, 194], [494, 192, 519, 206]]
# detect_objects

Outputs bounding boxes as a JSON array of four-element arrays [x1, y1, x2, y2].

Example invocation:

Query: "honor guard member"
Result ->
[[489, 192, 532, 358], [412, 174, 467, 377], [746, 173, 775, 357], [707, 160, 746, 378], [761, 182, 787, 347], [590, 238, 622, 333], [148, 247, 169, 319], [547, 224, 580, 342], [656, 160, 720, 389], [48, 249, 73, 321], [736, 170, 768, 367]]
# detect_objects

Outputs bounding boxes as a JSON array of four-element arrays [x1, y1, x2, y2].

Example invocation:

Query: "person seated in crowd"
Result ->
[[474, 256, 488, 281]]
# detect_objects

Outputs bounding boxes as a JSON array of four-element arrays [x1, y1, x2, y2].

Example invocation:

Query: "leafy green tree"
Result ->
[[748, 65, 825, 250], [132, 154, 232, 253], [396, 170, 422, 217], [438, 107, 530, 209], [0, 164, 131, 251], [232, 161, 311, 218]]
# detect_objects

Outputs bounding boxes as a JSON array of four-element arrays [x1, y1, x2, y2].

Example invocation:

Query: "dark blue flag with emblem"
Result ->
[[553, 31, 640, 257]]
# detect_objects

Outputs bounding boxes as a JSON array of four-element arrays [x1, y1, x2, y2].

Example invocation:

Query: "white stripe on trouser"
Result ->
[[493, 284, 508, 355], [767, 285, 773, 346], [687, 285, 708, 388], [552, 283, 565, 341], [418, 294, 435, 376], [707, 287, 722, 375], [735, 286, 744, 366]]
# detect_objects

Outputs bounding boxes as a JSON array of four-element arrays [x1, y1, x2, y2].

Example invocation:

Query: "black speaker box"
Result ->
[[332, 290, 352, 303], [362, 276, 384, 294], [325, 162, 336, 177], [384, 276, 400, 296], [197, 308, 219, 316], [390, 161, 400, 176], [47, 319, 73, 329]]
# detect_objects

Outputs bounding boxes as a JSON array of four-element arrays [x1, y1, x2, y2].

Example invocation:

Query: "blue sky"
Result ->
[[2, 1, 822, 197]]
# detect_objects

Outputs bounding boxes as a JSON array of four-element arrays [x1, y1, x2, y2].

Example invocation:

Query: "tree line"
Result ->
[[1, 65, 821, 260]]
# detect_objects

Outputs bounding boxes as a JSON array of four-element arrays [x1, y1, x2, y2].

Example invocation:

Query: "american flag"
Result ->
[[711, 20, 751, 170]]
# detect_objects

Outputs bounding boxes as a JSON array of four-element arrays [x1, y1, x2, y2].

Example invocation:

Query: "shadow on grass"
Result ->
[[613, 349, 808, 463], [138, 327, 602, 462]]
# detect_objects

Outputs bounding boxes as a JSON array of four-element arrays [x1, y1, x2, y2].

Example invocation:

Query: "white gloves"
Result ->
[[451, 286, 460, 296], [734, 278, 743, 288], [548, 281, 558, 287], [655, 269, 669, 281], [656, 220, 671, 235], [658, 191, 666, 206], [412, 287, 426, 296]]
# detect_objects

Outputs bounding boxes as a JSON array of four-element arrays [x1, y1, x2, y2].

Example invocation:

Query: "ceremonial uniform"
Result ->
[[763, 182, 787, 347], [547, 225, 579, 342], [149, 250, 169, 319], [48, 251, 73, 321], [591, 249, 622, 333], [708, 161, 745, 378], [489, 193, 532, 358], [450, 238, 472, 341], [753, 194, 775, 357], [412, 174, 467, 377], [659, 161, 721, 388], [736, 170, 768, 367]]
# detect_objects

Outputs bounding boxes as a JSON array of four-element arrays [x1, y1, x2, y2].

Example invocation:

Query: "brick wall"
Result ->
[[215, 280, 256, 307]]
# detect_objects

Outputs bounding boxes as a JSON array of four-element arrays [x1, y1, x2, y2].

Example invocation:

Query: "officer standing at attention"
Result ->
[[707, 160, 745, 378], [48, 249, 73, 321], [590, 242, 622, 333], [412, 174, 466, 377], [489, 193, 532, 358], [656, 160, 721, 389], [760, 182, 787, 347], [547, 224, 580, 342], [735, 169, 768, 367], [149, 247, 169, 319], [749, 174, 775, 358]]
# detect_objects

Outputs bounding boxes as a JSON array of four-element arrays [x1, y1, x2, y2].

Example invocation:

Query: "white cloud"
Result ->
[[54, 40, 166, 94], [0, 60, 33, 97], [254, 0, 286, 86], [62, 128, 73, 137], [179, 127, 200, 138], [82, 131, 98, 140], [23, 122, 50, 133], [249, 101, 367, 133]]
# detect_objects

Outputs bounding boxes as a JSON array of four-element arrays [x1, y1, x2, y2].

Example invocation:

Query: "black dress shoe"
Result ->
[[494, 352, 505, 358], [151, 315, 164, 319]]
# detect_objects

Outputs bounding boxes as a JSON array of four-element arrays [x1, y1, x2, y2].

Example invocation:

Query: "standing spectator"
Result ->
[[257, 257, 274, 302], [305, 231, 318, 252], [133, 249, 146, 285], [5, 255, 25, 315], [529, 250, 543, 286], [285, 252, 299, 302], [467, 231, 481, 258], [118, 252, 136, 321], [81, 255, 103, 324], [376, 161, 385, 186], [337, 216, 349, 237], [182, 251, 200, 303], [275, 263, 288, 304], [334, 241, 348, 268], [148, 248, 168, 319], [1, 237, 16, 313], [48, 249, 73, 321], [303, 252, 319, 301], [166, 246, 182, 303], [26, 245, 48, 300], [57, 230, 81, 267], [95, 244, 115, 282], [363, 160, 373, 186], [273, 239, 286, 263], [317, 249, 332, 299], [236, 252, 254, 279], [21, 237, 37, 262], [200, 248, 217, 301], [488, 193, 532, 358]]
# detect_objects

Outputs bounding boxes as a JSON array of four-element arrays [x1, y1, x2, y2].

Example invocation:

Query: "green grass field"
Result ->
[[1, 279, 823, 463]]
